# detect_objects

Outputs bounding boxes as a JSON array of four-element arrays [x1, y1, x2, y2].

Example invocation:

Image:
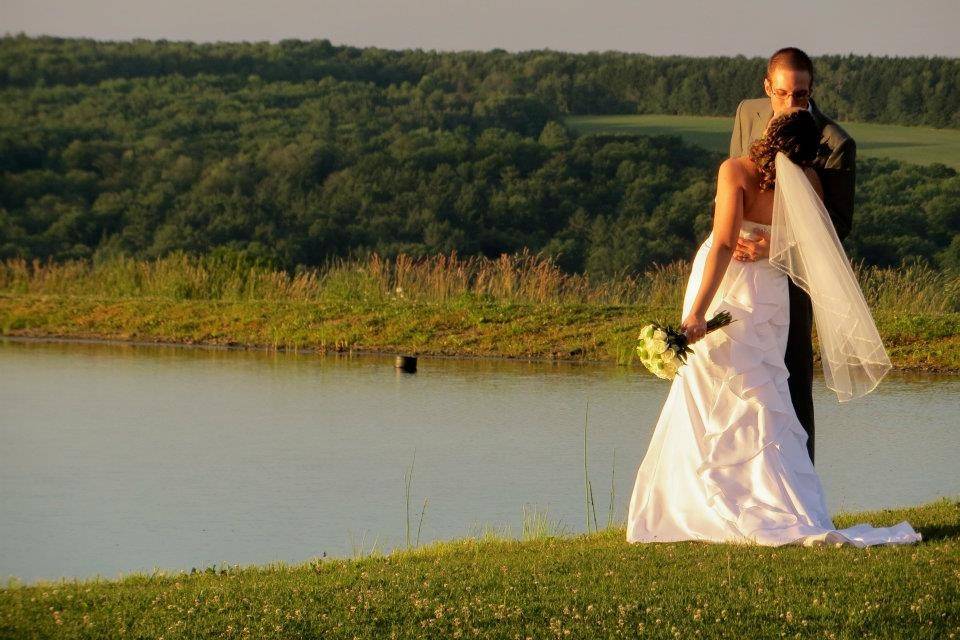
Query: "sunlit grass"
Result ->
[[1, 497, 956, 638]]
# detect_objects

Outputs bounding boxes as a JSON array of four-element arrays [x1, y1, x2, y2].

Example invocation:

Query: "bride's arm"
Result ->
[[681, 159, 743, 343]]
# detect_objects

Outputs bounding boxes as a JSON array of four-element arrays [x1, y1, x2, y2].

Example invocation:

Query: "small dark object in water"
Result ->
[[395, 355, 417, 373]]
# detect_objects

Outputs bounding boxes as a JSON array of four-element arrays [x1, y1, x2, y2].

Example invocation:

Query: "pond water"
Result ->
[[2, 338, 957, 585]]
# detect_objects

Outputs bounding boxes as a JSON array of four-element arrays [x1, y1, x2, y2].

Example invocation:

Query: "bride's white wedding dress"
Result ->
[[626, 155, 922, 548]]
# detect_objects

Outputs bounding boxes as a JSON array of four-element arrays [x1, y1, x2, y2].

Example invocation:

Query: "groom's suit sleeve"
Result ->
[[819, 137, 856, 243]]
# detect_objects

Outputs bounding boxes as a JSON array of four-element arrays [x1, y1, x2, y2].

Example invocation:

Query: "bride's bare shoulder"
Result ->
[[718, 156, 750, 185]]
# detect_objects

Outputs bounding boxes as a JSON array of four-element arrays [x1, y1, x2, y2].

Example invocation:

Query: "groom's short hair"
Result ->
[[767, 47, 815, 85]]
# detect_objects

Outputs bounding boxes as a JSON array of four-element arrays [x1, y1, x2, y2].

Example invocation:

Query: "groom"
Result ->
[[728, 47, 856, 466]]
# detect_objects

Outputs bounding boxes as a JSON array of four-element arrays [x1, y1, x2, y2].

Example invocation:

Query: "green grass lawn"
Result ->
[[1, 497, 957, 639], [564, 114, 960, 169]]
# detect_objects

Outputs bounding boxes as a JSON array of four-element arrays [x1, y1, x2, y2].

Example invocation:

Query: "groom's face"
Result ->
[[763, 67, 813, 117]]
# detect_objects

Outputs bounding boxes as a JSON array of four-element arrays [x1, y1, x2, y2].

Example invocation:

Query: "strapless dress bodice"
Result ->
[[740, 219, 771, 237], [699, 220, 776, 270], [702, 220, 772, 247]]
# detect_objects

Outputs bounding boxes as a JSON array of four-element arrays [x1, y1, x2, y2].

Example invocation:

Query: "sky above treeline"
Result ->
[[2, 0, 958, 57]]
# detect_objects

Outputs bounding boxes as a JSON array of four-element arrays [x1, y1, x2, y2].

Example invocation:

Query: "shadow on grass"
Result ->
[[833, 496, 960, 543], [912, 522, 960, 542]]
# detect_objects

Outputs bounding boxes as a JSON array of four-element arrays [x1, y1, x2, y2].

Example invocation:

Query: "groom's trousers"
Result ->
[[785, 278, 816, 465]]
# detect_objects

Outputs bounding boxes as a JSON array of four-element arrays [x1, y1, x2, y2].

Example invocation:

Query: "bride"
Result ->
[[626, 107, 922, 547]]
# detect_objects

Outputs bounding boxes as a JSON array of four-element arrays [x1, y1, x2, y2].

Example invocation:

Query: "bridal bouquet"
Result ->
[[636, 310, 734, 380]]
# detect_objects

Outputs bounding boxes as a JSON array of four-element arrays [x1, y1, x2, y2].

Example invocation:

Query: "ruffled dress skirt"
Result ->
[[626, 221, 922, 547]]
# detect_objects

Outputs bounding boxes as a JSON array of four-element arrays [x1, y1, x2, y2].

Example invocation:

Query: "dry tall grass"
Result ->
[[1, 250, 957, 313]]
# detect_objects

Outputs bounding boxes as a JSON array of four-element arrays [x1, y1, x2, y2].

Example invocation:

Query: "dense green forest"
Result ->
[[1, 35, 958, 276]]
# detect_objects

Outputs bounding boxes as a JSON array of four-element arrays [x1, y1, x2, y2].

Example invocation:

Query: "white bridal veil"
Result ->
[[769, 151, 892, 402]]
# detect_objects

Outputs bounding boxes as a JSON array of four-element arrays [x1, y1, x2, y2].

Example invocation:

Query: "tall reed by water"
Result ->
[[2, 251, 957, 313]]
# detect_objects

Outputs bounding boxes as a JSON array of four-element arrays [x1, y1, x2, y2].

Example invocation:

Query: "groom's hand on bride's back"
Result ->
[[734, 230, 770, 262]]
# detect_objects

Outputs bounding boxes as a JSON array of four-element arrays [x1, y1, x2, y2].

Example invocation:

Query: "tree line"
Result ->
[[3, 34, 959, 127]]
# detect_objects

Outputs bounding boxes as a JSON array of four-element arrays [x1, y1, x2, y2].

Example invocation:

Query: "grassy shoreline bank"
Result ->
[[3, 294, 959, 373], [2, 498, 958, 639], [2, 252, 959, 373], [3, 294, 960, 373]]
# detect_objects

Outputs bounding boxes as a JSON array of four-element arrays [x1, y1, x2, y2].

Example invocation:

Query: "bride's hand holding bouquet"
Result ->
[[680, 311, 708, 344]]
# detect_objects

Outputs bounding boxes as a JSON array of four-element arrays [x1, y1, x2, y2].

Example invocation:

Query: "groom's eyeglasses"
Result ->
[[770, 88, 811, 103]]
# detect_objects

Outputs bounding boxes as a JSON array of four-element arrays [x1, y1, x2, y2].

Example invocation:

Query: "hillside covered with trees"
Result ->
[[1, 35, 958, 276]]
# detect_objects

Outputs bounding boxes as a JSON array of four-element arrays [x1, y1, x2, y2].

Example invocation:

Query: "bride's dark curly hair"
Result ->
[[748, 109, 821, 191]]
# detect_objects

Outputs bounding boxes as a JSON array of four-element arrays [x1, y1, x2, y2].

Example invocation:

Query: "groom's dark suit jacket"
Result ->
[[728, 96, 857, 466]]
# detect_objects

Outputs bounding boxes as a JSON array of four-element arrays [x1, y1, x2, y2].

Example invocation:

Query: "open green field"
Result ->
[[564, 114, 960, 169], [1, 498, 957, 639]]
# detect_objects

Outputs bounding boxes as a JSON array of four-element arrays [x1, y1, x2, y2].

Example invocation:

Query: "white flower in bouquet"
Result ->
[[649, 338, 668, 354], [663, 360, 678, 378]]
